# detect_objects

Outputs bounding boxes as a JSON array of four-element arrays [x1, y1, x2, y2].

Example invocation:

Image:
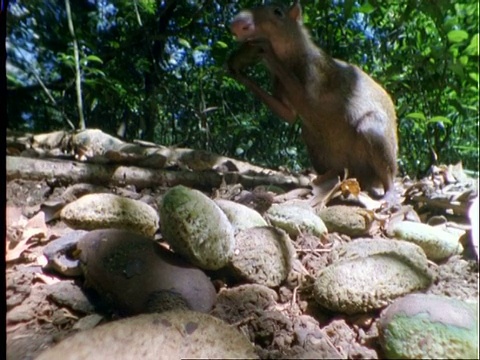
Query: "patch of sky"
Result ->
[[95, 0, 118, 32]]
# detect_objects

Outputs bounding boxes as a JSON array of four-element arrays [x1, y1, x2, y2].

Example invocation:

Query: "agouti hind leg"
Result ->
[[356, 111, 397, 199]]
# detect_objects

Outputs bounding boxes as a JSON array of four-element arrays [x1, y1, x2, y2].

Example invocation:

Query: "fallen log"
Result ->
[[6, 156, 311, 191]]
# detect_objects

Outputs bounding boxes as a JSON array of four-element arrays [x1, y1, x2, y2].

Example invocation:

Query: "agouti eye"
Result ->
[[273, 7, 284, 17]]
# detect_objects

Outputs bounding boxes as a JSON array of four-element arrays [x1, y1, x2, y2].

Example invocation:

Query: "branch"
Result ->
[[65, 0, 85, 129]]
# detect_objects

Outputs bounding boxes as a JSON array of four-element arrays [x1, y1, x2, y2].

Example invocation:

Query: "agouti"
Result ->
[[227, 1, 398, 200]]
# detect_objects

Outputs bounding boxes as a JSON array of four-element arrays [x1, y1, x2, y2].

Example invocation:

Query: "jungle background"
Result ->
[[5, 0, 480, 177]]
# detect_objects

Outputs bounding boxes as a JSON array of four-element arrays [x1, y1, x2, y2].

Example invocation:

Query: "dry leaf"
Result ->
[[40, 200, 66, 222], [340, 178, 361, 197], [6, 212, 48, 262], [6, 206, 25, 227], [310, 174, 341, 207], [34, 273, 61, 285], [36, 254, 49, 267]]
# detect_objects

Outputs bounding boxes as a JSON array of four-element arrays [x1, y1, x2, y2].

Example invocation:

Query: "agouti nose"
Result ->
[[230, 11, 255, 40]]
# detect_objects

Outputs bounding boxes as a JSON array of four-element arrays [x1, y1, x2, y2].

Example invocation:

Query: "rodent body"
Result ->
[[228, 2, 398, 198]]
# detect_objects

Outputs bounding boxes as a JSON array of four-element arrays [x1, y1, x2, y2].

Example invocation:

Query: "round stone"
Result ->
[[379, 293, 478, 359], [159, 186, 235, 270], [77, 229, 216, 315], [313, 238, 433, 314], [230, 226, 295, 287], [36, 310, 258, 360]]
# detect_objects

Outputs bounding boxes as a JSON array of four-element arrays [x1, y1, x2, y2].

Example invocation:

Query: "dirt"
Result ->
[[5, 178, 479, 359]]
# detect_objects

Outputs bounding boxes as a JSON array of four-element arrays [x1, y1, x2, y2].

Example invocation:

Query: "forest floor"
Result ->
[[6, 176, 479, 360], [5, 131, 479, 359]]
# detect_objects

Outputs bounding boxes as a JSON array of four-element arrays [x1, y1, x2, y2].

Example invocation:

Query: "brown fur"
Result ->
[[228, 2, 398, 197]]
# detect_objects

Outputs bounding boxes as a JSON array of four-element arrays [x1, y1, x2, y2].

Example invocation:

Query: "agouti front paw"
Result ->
[[226, 42, 263, 76], [246, 38, 273, 55]]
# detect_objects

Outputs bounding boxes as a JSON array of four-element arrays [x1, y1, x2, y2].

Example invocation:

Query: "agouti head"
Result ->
[[230, 2, 316, 59], [233, 3, 305, 36]]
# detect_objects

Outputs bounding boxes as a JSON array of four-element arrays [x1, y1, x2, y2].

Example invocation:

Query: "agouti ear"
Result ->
[[288, 1, 302, 22]]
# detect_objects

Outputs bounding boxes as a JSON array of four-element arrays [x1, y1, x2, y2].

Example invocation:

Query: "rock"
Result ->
[[214, 198, 267, 232], [313, 238, 433, 314], [72, 314, 104, 331], [46, 281, 96, 314], [6, 267, 34, 310], [428, 255, 479, 301], [230, 226, 295, 287], [7, 303, 35, 324], [265, 203, 327, 237], [35, 310, 258, 360], [388, 221, 463, 262], [72, 129, 125, 155], [43, 230, 88, 276], [468, 195, 479, 260], [287, 315, 345, 358], [211, 284, 278, 323], [378, 293, 478, 359], [317, 205, 373, 237], [60, 193, 159, 237], [77, 229, 216, 315], [159, 185, 235, 270], [321, 318, 379, 358]]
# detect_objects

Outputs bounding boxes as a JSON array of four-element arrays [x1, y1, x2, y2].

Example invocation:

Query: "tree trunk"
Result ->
[[65, 0, 85, 129]]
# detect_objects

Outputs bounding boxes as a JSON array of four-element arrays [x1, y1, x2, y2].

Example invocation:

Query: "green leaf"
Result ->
[[447, 30, 469, 43], [427, 116, 452, 125], [455, 145, 479, 151], [356, 1, 375, 14], [178, 38, 191, 49], [139, 0, 156, 14], [84, 68, 105, 77], [85, 55, 103, 64], [459, 56, 468, 65], [449, 63, 464, 77], [469, 72, 479, 82], [7, 73, 23, 86], [194, 45, 211, 52], [465, 33, 479, 55], [406, 112, 426, 121], [215, 41, 228, 49]]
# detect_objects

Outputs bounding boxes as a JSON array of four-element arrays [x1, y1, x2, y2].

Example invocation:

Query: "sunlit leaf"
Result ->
[[139, 0, 156, 14], [469, 72, 479, 82], [85, 55, 103, 64], [406, 112, 426, 121], [215, 41, 228, 49], [356, 1, 375, 14], [7, 73, 22, 86], [447, 29, 469, 43], [459, 55, 468, 65], [195, 45, 211, 51], [178, 38, 191, 49], [427, 116, 452, 125], [465, 33, 479, 55]]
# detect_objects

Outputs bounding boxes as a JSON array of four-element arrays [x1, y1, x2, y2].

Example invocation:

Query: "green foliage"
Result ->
[[6, 0, 479, 177]]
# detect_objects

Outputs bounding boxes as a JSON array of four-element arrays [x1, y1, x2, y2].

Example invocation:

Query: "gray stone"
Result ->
[[230, 226, 295, 287], [159, 186, 234, 270], [379, 293, 478, 359], [77, 229, 216, 315], [313, 238, 433, 314], [60, 193, 159, 237]]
